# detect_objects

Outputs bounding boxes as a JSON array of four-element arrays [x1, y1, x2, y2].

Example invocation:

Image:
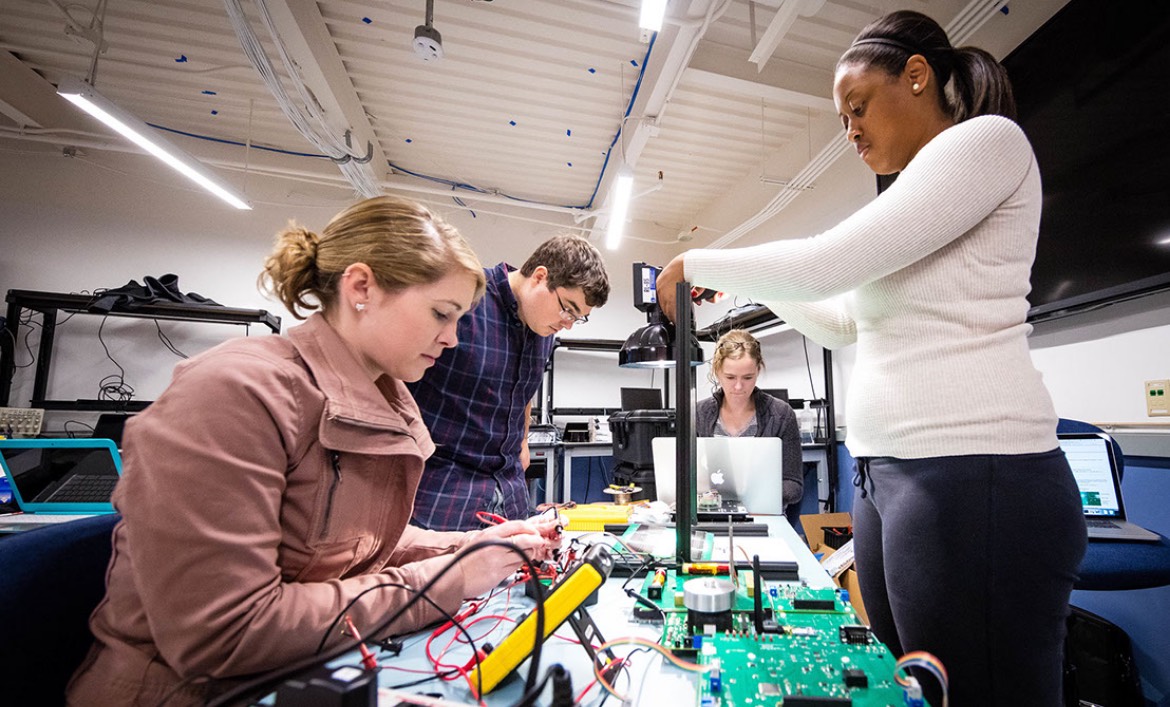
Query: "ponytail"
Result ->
[[840, 11, 1017, 123], [949, 46, 1016, 122]]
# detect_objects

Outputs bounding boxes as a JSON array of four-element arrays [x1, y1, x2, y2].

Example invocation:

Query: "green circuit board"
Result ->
[[646, 574, 913, 706]]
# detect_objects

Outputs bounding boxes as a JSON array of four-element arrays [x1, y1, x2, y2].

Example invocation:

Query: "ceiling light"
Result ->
[[604, 167, 634, 250], [639, 0, 668, 42], [56, 77, 251, 210]]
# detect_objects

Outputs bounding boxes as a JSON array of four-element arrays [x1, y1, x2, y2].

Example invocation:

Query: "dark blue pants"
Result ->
[[852, 450, 1087, 706]]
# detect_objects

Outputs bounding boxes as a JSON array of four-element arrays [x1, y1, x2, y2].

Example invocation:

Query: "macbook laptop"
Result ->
[[651, 436, 784, 515], [0, 439, 122, 526], [1058, 432, 1160, 542]]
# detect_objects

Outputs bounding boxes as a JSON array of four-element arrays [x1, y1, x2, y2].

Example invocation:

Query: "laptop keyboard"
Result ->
[[44, 475, 119, 503], [1086, 519, 1121, 530]]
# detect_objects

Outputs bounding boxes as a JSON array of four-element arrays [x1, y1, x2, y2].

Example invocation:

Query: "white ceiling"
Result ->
[[0, 0, 1064, 244]]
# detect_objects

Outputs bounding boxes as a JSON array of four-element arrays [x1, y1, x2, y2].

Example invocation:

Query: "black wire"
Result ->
[[314, 581, 417, 655], [205, 540, 546, 707], [62, 420, 95, 438], [620, 555, 658, 592], [585, 457, 595, 501], [155, 320, 189, 358], [96, 315, 135, 403], [5, 312, 42, 383], [511, 663, 563, 707]]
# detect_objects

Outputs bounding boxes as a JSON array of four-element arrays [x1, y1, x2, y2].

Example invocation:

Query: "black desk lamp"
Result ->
[[618, 262, 703, 369]]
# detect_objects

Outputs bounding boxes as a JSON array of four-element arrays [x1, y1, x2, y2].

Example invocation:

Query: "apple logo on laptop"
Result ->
[[710, 469, 725, 487]]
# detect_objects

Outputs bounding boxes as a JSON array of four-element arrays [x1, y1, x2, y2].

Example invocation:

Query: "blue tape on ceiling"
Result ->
[[362, 17, 372, 24], [175, 55, 187, 63], [509, 120, 517, 126], [405, 138, 413, 143], [566, 129, 572, 137], [201, 90, 217, 95]]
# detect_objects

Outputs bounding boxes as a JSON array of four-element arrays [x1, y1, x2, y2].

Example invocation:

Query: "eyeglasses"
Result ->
[[555, 289, 589, 325]]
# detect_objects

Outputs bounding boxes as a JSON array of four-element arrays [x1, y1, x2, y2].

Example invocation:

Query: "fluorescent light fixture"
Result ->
[[56, 77, 251, 210], [639, 0, 668, 36], [604, 168, 634, 250]]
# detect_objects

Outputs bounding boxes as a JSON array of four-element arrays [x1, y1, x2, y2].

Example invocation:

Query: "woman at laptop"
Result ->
[[696, 329, 802, 516], [67, 196, 560, 706], [656, 11, 1086, 706]]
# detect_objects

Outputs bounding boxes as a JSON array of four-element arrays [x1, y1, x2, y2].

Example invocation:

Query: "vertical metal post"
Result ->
[[822, 347, 837, 511], [0, 297, 20, 405], [675, 283, 696, 564]]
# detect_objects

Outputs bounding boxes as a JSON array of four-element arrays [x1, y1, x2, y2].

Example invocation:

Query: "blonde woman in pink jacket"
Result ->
[[67, 196, 561, 706]]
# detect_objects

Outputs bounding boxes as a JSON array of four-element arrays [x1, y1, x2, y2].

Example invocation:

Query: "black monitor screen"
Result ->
[[1003, 0, 1170, 320], [620, 387, 663, 410]]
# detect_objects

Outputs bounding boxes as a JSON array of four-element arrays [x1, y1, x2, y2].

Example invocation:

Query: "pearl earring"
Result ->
[[912, 82, 921, 92], [355, 302, 366, 312]]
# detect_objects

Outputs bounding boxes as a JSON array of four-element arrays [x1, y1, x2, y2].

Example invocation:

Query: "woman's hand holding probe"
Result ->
[[461, 518, 563, 597]]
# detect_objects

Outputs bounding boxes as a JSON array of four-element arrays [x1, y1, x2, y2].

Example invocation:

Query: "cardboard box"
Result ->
[[800, 512, 869, 626]]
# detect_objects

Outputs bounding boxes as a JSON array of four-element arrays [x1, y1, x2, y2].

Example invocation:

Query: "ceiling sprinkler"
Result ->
[[413, 0, 443, 61]]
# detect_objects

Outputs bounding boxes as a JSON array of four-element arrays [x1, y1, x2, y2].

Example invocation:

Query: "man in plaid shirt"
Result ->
[[408, 235, 610, 531]]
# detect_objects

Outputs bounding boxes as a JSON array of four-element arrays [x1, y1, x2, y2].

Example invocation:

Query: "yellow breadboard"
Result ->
[[560, 503, 633, 531]]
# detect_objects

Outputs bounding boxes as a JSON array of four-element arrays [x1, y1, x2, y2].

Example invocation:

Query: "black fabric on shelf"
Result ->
[[88, 274, 221, 314]]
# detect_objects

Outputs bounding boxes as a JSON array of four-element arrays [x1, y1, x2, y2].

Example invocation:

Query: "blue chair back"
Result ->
[[0, 514, 119, 706]]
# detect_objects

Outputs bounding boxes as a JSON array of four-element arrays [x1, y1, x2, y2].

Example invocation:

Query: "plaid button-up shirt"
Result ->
[[408, 263, 555, 531]]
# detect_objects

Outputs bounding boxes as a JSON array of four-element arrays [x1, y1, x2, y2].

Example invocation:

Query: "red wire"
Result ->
[[475, 510, 508, 525], [343, 615, 379, 671]]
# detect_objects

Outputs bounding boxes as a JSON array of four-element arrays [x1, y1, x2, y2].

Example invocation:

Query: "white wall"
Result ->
[[0, 141, 685, 433], [3, 98, 1168, 437]]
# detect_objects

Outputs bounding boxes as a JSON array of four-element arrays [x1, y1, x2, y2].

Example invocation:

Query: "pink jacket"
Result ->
[[68, 314, 476, 706]]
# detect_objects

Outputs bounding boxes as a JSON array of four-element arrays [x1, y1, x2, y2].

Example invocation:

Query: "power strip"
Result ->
[[0, 407, 45, 438]]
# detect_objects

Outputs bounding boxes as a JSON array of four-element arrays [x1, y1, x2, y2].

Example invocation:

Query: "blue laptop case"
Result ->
[[0, 438, 122, 515]]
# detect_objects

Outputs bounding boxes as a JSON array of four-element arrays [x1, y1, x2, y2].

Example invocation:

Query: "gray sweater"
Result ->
[[696, 388, 803, 508]]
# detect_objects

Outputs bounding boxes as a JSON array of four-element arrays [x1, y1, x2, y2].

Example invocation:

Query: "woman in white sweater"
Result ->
[[658, 10, 1085, 706]]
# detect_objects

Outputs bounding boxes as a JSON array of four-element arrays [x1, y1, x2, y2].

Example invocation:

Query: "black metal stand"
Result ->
[[675, 282, 696, 564], [566, 607, 619, 677]]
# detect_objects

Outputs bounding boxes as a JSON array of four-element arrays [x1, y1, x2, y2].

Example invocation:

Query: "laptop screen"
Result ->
[[0, 439, 122, 510], [651, 436, 784, 515], [1059, 434, 1124, 519]]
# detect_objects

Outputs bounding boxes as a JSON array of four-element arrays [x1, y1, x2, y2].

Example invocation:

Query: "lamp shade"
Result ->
[[619, 320, 672, 368], [619, 313, 704, 368]]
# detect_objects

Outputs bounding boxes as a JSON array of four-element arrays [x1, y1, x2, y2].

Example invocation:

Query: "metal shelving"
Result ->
[[0, 289, 281, 411]]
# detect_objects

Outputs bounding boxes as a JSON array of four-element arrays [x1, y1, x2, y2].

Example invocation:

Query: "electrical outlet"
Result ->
[[1146, 380, 1170, 417]]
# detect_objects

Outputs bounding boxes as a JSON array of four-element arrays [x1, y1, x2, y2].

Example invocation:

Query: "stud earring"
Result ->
[[912, 82, 921, 92], [355, 302, 366, 312]]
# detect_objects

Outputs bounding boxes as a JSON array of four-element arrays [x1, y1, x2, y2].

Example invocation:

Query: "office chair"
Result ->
[[0, 514, 119, 706], [1056, 419, 1170, 592]]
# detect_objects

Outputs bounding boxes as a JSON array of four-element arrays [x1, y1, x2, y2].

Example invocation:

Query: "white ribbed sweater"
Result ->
[[687, 115, 1058, 459]]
